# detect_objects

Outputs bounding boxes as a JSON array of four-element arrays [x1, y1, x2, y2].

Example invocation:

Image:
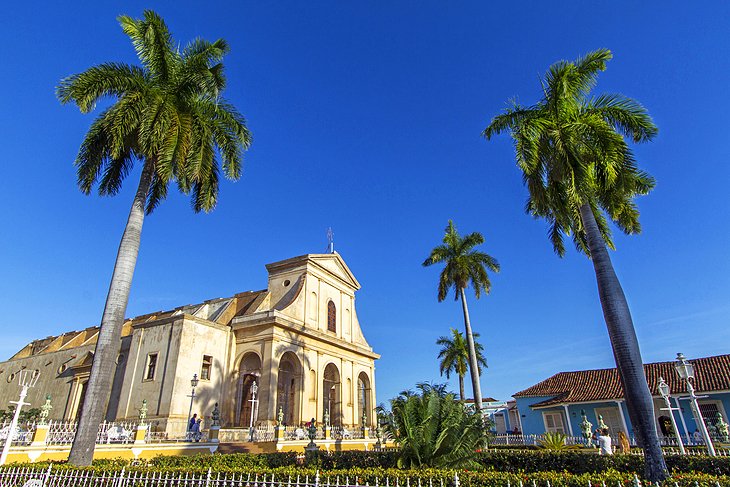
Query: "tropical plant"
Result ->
[[482, 48, 666, 481], [423, 221, 499, 411], [537, 432, 580, 450], [436, 328, 488, 402], [377, 383, 486, 469], [56, 10, 251, 465]]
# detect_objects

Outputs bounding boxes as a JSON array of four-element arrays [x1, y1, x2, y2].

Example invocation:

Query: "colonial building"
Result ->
[[0, 253, 379, 436], [513, 354, 730, 440]]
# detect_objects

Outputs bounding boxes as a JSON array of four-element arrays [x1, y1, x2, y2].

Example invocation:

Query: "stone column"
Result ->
[[134, 424, 148, 445], [30, 425, 49, 447]]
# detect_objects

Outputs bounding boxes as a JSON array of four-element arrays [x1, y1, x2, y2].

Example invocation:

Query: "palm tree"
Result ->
[[483, 49, 666, 481], [436, 328, 487, 402], [423, 221, 499, 411], [56, 11, 251, 465]]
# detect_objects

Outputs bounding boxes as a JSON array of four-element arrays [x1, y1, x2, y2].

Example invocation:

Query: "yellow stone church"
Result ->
[[0, 253, 379, 438]]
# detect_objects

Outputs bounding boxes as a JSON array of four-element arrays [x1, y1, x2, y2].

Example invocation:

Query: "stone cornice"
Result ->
[[232, 311, 379, 360]]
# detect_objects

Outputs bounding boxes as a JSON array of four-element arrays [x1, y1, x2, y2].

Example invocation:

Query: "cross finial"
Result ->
[[326, 227, 334, 254]]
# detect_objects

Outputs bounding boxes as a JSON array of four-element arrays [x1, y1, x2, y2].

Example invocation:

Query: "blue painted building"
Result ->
[[513, 354, 730, 441]]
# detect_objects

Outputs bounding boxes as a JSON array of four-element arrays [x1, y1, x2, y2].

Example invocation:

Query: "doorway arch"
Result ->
[[277, 352, 302, 425], [236, 352, 261, 427], [323, 363, 341, 426], [357, 372, 372, 426]]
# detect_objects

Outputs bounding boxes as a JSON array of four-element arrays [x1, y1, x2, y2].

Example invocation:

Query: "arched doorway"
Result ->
[[323, 363, 341, 426], [357, 372, 371, 426], [237, 353, 261, 427], [276, 352, 301, 425]]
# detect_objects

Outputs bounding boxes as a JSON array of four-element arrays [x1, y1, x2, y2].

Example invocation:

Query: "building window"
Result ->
[[542, 411, 566, 434], [145, 353, 158, 381], [201, 355, 213, 381], [327, 301, 336, 332]]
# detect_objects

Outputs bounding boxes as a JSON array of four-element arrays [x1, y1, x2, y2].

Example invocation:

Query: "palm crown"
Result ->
[[483, 48, 657, 256], [437, 328, 487, 378], [423, 220, 500, 301], [57, 10, 251, 213]]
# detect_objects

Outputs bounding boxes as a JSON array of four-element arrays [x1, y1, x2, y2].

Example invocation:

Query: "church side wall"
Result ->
[[116, 319, 183, 422], [171, 318, 230, 430], [0, 338, 129, 422]]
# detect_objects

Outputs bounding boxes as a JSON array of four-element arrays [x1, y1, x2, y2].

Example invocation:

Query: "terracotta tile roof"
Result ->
[[514, 354, 730, 408]]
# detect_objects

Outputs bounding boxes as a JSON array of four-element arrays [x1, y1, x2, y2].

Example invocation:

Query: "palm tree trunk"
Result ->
[[458, 374, 465, 403], [459, 287, 483, 411], [68, 162, 154, 466], [579, 204, 667, 482]]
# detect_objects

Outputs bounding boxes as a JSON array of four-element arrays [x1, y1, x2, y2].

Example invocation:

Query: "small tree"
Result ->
[[379, 383, 486, 469]]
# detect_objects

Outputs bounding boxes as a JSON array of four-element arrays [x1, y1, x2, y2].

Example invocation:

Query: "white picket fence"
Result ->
[[0, 467, 601, 487], [490, 433, 721, 448]]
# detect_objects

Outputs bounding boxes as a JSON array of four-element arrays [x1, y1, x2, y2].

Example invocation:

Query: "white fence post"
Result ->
[[42, 464, 52, 487]]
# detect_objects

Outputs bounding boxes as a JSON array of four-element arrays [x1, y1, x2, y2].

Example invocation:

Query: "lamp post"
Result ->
[[186, 374, 199, 437], [248, 381, 258, 442], [0, 369, 39, 465], [674, 353, 715, 456], [657, 377, 685, 454]]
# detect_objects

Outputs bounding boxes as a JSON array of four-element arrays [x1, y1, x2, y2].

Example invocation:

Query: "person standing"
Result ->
[[597, 428, 613, 455]]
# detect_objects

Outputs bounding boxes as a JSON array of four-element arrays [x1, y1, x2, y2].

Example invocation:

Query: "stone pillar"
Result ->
[[324, 425, 331, 439], [30, 425, 49, 447], [209, 426, 220, 443], [134, 424, 148, 445]]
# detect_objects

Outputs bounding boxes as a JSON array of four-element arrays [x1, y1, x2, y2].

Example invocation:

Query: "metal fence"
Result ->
[[0, 422, 36, 447], [0, 467, 475, 487]]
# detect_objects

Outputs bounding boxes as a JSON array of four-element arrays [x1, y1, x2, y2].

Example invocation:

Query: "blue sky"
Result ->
[[1, 2, 729, 405]]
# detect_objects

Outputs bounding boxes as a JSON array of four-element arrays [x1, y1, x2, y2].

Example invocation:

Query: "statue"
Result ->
[[211, 402, 221, 427], [307, 417, 318, 449], [362, 411, 368, 428], [323, 408, 330, 427], [715, 412, 729, 442], [707, 418, 718, 438], [277, 406, 284, 426], [38, 395, 52, 426], [597, 414, 608, 431], [138, 399, 148, 425], [579, 410, 593, 447]]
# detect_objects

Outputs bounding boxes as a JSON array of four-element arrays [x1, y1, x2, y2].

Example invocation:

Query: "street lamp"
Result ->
[[674, 353, 715, 456], [186, 374, 199, 438], [657, 377, 685, 454], [248, 381, 259, 441], [0, 369, 39, 465]]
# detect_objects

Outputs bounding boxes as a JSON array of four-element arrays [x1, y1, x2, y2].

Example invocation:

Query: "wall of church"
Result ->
[[0, 337, 130, 422], [116, 319, 183, 422], [169, 318, 230, 427]]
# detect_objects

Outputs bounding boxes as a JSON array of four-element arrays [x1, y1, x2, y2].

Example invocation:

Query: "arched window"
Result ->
[[327, 301, 336, 332]]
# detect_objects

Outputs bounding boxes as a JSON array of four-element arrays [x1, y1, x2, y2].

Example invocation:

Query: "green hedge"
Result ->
[[475, 450, 730, 476], [3, 464, 730, 487]]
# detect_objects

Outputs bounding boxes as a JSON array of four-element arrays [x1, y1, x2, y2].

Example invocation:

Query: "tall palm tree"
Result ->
[[483, 49, 666, 481], [423, 221, 499, 411], [57, 11, 251, 465], [436, 328, 487, 402]]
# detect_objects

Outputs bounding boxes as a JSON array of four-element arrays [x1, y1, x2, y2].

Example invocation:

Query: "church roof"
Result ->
[[10, 289, 268, 359], [513, 354, 730, 408]]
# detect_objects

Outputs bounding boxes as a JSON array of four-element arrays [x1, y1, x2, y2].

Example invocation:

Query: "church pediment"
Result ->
[[308, 253, 361, 291], [265, 253, 361, 291]]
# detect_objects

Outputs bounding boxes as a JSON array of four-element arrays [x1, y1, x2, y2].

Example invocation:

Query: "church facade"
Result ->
[[0, 253, 379, 436]]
